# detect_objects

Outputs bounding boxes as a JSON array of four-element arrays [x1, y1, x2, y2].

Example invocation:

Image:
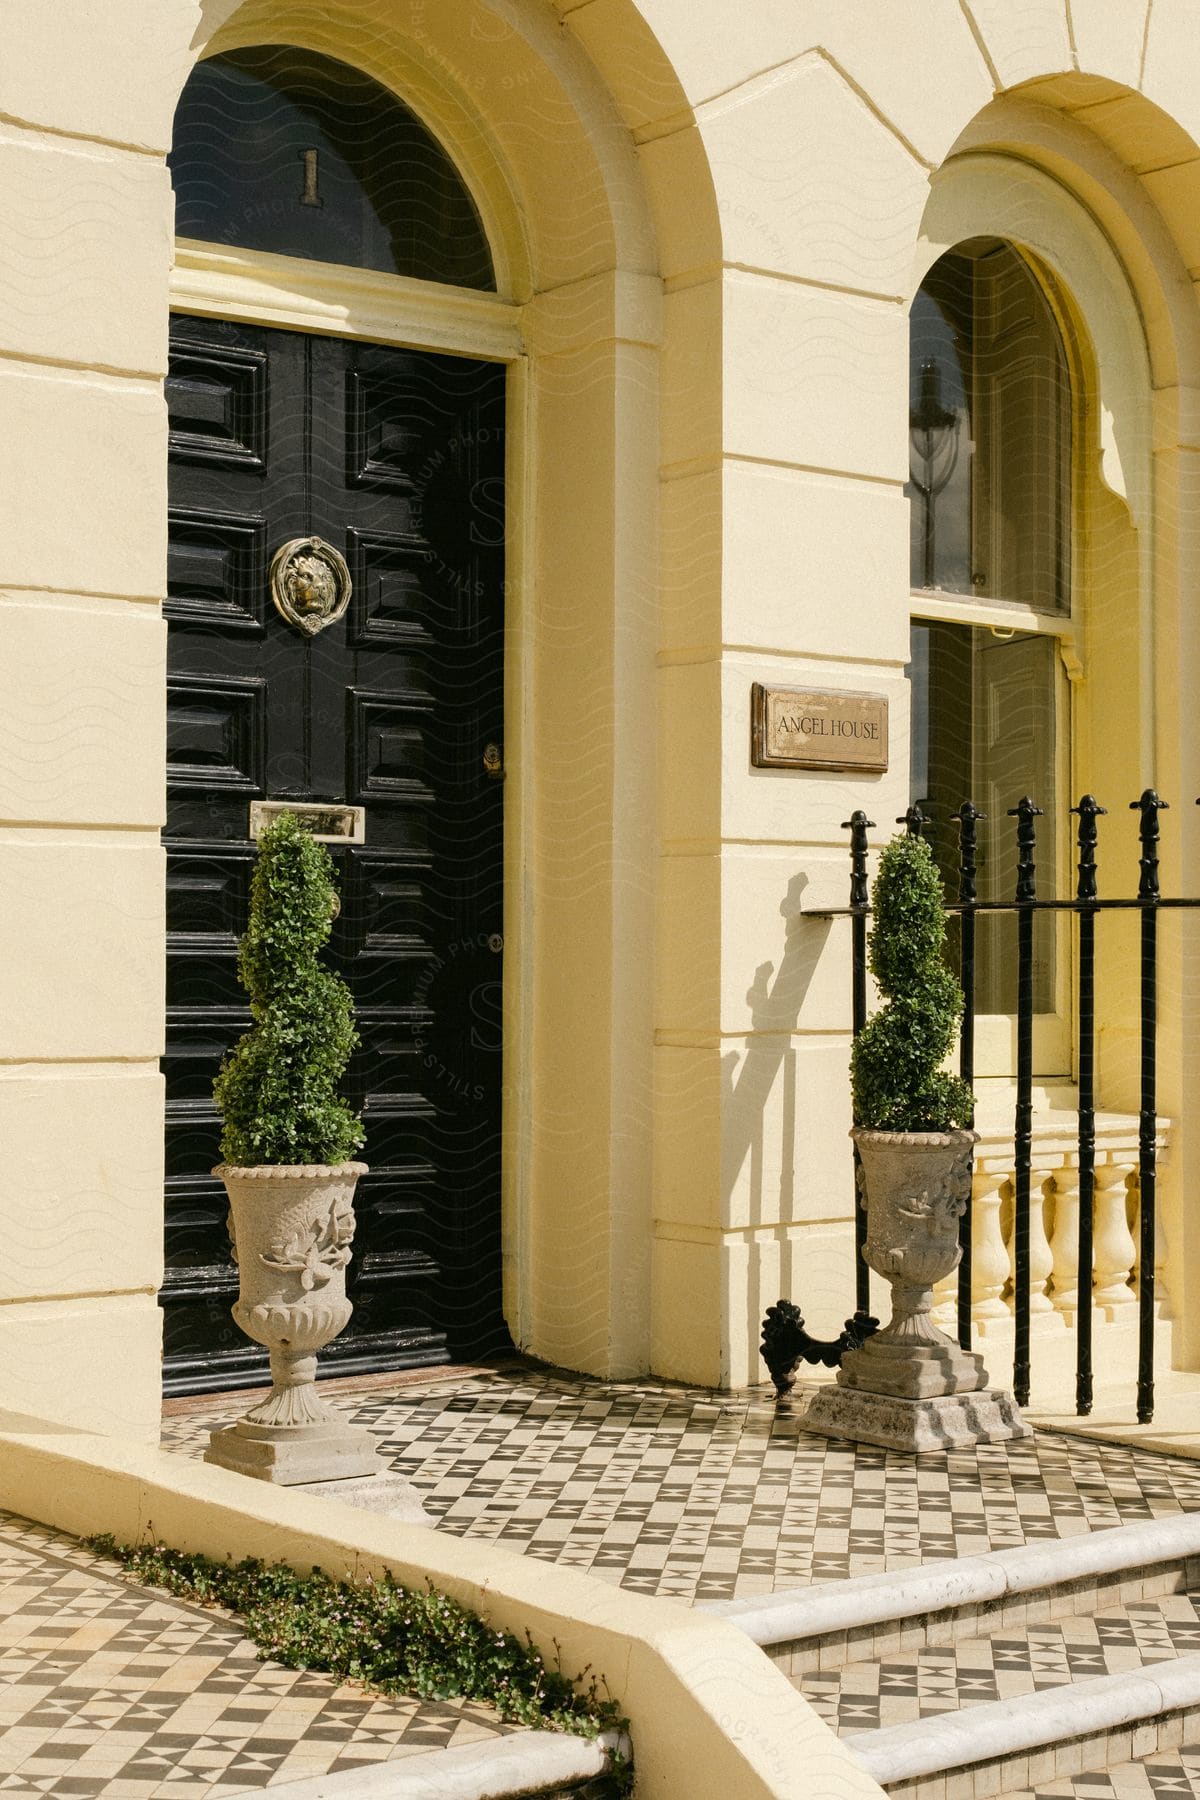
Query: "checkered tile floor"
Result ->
[[161, 1365, 1200, 1603], [1008, 1746, 1200, 1797], [797, 1594, 1200, 1733], [0, 1508, 520, 1797]]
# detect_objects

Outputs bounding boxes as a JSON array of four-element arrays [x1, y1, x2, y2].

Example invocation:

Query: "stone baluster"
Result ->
[[1125, 1167, 1170, 1304], [1093, 1160, 1137, 1310], [1124, 1162, 1174, 1319], [1150, 1177, 1175, 1320], [971, 1166, 1011, 1321], [1034, 1173, 1056, 1313], [1007, 1172, 1054, 1313], [1129, 1169, 1142, 1286], [931, 1269, 957, 1332], [1048, 1165, 1082, 1313]]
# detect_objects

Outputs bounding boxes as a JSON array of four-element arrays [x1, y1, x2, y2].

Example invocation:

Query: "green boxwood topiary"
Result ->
[[850, 832, 974, 1133], [214, 813, 365, 1167]]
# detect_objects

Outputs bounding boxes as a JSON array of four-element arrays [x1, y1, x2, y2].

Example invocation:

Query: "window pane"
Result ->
[[909, 264, 973, 593], [908, 621, 1057, 1012], [909, 241, 1070, 612], [171, 46, 496, 290]]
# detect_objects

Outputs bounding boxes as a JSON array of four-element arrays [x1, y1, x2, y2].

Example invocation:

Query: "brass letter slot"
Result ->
[[249, 800, 366, 844]]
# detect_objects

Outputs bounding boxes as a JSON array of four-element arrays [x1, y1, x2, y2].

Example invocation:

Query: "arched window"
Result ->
[[909, 238, 1070, 610], [170, 45, 496, 290], [907, 239, 1073, 1041]]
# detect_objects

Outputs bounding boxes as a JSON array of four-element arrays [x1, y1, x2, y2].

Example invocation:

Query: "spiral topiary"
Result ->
[[214, 813, 364, 1166], [850, 832, 973, 1133]]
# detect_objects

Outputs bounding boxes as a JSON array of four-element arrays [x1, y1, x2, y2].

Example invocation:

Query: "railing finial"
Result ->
[[1130, 789, 1168, 901], [840, 811, 875, 911], [1071, 795, 1106, 903], [897, 804, 931, 840], [955, 800, 985, 905], [1007, 795, 1044, 903]]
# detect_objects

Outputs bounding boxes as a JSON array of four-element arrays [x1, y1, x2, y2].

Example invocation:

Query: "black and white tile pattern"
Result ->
[[1008, 1742, 1200, 1797], [162, 1365, 1200, 1603], [6, 1366, 1200, 1793], [0, 1509, 519, 1797], [798, 1595, 1200, 1733]]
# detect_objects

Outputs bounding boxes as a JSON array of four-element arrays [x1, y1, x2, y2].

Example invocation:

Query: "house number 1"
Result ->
[[299, 148, 322, 208]]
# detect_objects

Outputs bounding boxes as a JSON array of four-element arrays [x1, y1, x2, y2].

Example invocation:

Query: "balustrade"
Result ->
[[928, 1146, 1147, 1333]]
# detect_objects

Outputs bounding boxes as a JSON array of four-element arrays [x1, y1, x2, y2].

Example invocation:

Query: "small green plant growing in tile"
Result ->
[[214, 812, 364, 1166], [86, 1537, 630, 1790], [850, 832, 973, 1133]]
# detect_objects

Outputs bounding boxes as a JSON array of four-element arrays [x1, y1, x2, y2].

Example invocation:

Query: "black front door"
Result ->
[[162, 314, 508, 1394]]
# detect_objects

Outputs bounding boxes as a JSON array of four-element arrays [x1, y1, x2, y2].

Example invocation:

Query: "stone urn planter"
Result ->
[[204, 1162, 382, 1484], [797, 830, 1028, 1453], [852, 1126, 977, 1382], [802, 1127, 1030, 1451], [201, 813, 429, 1519]]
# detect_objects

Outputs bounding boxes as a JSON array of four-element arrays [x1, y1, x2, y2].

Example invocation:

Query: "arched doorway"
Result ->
[[161, 44, 511, 1392]]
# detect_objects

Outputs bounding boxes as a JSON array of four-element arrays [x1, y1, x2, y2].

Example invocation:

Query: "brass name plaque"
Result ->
[[751, 684, 888, 772]]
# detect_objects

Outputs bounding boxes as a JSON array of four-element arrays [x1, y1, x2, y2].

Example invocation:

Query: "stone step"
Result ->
[[222, 1731, 621, 1798], [1001, 1739, 1200, 1797], [705, 1512, 1200, 1796], [798, 1592, 1200, 1737], [848, 1651, 1200, 1799], [701, 1512, 1200, 1676]]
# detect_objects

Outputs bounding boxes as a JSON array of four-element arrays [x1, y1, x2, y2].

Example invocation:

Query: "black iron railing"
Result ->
[[804, 790, 1200, 1425]]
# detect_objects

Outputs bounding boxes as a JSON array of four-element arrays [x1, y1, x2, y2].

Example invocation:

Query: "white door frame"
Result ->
[[168, 236, 535, 1357]]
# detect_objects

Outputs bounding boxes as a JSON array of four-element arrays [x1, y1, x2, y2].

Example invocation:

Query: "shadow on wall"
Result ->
[[720, 873, 844, 1351]]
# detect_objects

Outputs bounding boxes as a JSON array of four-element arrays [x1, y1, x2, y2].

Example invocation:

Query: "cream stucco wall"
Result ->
[[3, 0, 1200, 1431], [0, 13, 177, 1435], [570, 0, 1200, 1387], [1, 0, 673, 1430]]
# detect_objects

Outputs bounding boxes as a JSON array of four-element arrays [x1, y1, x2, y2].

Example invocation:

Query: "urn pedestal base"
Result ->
[[205, 1422, 431, 1521], [801, 1381, 1031, 1453], [837, 1332, 991, 1399], [205, 1417, 382, 1485]]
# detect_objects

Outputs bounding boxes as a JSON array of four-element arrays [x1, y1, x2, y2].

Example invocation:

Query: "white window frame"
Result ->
[[910, 150, 1154, 1086]]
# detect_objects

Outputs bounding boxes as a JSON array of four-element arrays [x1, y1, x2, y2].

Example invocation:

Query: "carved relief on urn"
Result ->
[[856, 1126, 975, 1346]]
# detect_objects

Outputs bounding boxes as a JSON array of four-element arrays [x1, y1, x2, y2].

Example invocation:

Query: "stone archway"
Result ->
[[171, 0, 722, 1386]]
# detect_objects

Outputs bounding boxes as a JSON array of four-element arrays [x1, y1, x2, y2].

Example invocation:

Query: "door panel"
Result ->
[[162, 314, 508, 1394]]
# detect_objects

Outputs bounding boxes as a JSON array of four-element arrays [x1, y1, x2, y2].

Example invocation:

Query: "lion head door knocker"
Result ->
[[269, 536, 352, 637]]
